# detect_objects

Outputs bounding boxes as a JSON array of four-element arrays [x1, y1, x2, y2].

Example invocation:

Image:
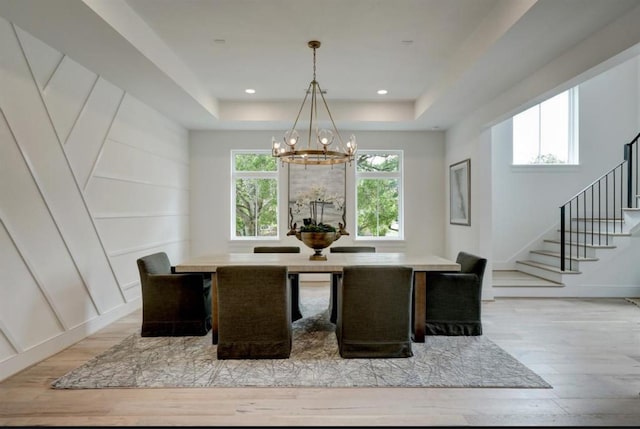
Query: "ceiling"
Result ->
[[1, 0, 640, 131]]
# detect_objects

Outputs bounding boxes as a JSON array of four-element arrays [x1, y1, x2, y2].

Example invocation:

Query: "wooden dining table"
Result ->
[[175, 252, 460, 344]]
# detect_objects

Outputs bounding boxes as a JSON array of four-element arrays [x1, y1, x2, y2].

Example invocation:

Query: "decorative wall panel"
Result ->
[[0, 18, 189, 381]]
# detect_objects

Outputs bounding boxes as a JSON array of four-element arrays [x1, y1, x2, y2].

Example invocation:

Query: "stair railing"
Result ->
[[559, 131, 640, 272]]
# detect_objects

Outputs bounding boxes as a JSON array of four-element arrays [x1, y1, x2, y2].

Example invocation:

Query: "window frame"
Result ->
[[512, 87, 579, 166], [230, 150, 280, 240], [354, 150, 404, 240]]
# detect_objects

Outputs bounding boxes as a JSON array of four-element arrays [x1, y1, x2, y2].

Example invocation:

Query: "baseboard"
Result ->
[[0, 298, 141, 382]]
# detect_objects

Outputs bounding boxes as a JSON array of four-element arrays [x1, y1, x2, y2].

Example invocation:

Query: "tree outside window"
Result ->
[[232, 151, 278, 238], [356, 151, 402, 238]]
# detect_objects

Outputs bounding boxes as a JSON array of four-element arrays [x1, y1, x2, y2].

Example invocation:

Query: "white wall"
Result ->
[[0, 19, 189, 381], [446, 4, 640, 298], [492, 57, 639, 268], [189, 130, 445, 258]]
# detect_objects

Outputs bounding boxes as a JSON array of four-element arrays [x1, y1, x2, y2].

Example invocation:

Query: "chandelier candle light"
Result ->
[[271, 41, 357, 166]]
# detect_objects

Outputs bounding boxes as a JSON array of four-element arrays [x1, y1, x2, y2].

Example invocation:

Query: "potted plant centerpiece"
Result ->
[[287, 185, 349, 260]]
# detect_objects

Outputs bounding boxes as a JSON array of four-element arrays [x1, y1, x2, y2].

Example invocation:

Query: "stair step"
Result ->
[[530, 249, 598, 262], [492, 270, 564, 287], [571, 217, 624, 222], [557, 229, 630, 237], [543, 239, 616, 249], [516, 260, 581, 275]]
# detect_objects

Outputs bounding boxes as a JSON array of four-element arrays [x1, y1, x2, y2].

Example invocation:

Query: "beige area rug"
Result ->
[[51, 296, 551, 389]]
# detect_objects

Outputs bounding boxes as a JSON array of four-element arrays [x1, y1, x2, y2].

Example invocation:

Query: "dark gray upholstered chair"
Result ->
[[216, 265, 292, 359], [136, 252, 212, 337], [336, 265, 414, 358], [253, 246, 303, 321], [424, 251, 487, 336], [328, 246, 376, 323]]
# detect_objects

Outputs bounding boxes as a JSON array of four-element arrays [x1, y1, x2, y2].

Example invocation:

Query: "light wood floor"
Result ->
[[2, 283, 640, 426]]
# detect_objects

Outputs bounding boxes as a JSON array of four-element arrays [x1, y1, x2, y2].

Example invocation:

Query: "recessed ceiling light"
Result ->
[[245, 89, 256, 94], [377, 89, 388, 95], [401, 40, 413, 46], [213, 39, 226, 44]]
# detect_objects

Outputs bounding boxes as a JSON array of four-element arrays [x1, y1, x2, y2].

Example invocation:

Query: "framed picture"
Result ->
[[288, 163, 347, 231], [450, 159, 471, 226]]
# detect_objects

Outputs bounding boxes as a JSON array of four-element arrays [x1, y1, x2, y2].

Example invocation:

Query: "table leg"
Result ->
[[211, 272, 218, 345], [412, 271, 426, 343]]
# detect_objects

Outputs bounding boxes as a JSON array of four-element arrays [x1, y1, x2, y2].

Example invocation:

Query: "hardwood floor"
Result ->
[[2, 283, 640, 426]]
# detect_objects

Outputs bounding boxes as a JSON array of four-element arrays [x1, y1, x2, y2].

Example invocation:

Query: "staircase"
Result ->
[[507, 132, 640, 289]]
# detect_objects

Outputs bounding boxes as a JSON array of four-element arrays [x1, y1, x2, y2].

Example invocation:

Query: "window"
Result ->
[[512, 87, 579, 165], [355, 151, 403, 238], [231, 151, 278, 238]]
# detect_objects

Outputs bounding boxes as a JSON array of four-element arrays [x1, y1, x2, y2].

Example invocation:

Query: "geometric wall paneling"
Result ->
[[0, 108, 98, 330], [1, 19, 124, 315], [108, 95, 189, 164], [0, 317, 18, 364], [13, 25, 63, 92], [95, 214, 189, 257], [21, 35, 98, 146], [0, 16, 190, 381], [86, 177, 189, 218], [94, 138, 189, 190], [0, 216, 64, 351], [64, 78, 124, 190]]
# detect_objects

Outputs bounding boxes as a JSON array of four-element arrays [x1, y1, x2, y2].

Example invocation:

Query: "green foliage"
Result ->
[[235, 153, 277, 172], [356, 178, 399, 237], [356, 153, 399, 172], [234, 153, 278, 237]]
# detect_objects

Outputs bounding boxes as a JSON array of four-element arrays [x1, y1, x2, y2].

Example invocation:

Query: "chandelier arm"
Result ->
[[308, 81, 316, 150], [291, 81, 313, 132], [316, 82, 345, 147]]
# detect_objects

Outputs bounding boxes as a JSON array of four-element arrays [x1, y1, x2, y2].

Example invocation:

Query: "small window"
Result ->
[[231, 151, 278, 238], [355, 151, 403, 239], [513, 87, 579, 165]]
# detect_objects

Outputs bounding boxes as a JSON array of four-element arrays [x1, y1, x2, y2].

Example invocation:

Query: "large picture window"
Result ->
[[355, 151, 403, 239], [231, 151, 278, 238], [512, 87, 579, 165]]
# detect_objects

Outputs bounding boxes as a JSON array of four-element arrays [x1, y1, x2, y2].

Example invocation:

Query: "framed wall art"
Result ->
[[449, 158, 471, 226], [287, 163, 347, 232]]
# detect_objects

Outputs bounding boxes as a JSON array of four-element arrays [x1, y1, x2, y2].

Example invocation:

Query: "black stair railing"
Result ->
[[559, 132, 640, 272]]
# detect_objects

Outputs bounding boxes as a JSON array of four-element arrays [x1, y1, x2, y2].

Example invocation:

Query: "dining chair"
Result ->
[[328, 246, 376, 323], [216, 265, 292, 359], [136, 252, 212, 337], [336, 265, 414, 358], [253, 246, 303, 321], [424, 251, 487, 336]]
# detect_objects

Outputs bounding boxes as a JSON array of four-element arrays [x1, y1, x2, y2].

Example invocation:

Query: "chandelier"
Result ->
[[271, 41, 357, 166]]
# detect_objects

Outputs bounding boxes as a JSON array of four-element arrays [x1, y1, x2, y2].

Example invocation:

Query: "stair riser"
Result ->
[[515, 262, 564, 283], [558, 231, 619, 245], [529, 253, 582, 271], [542, 242, 598, 257], [570, 221, 628, 233]]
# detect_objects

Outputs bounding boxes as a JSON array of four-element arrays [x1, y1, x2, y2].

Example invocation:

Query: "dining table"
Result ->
[[174, 252, 460, 344]]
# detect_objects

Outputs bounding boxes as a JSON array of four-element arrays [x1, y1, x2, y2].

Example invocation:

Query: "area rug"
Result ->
[[51, 296, 551, 389]]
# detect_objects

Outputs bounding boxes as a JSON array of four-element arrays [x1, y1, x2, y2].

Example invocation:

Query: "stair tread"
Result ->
[[572, 218, 624, 222], [543, 239, 616, 249], [557, 229, 630, 236], [530, 249, 598, 261], [516, 259, 581, 274]]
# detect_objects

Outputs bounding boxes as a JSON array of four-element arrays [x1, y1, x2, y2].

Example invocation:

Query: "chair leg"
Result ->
[[290, 275, 303, 322], [329, 274, 339, 324]]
